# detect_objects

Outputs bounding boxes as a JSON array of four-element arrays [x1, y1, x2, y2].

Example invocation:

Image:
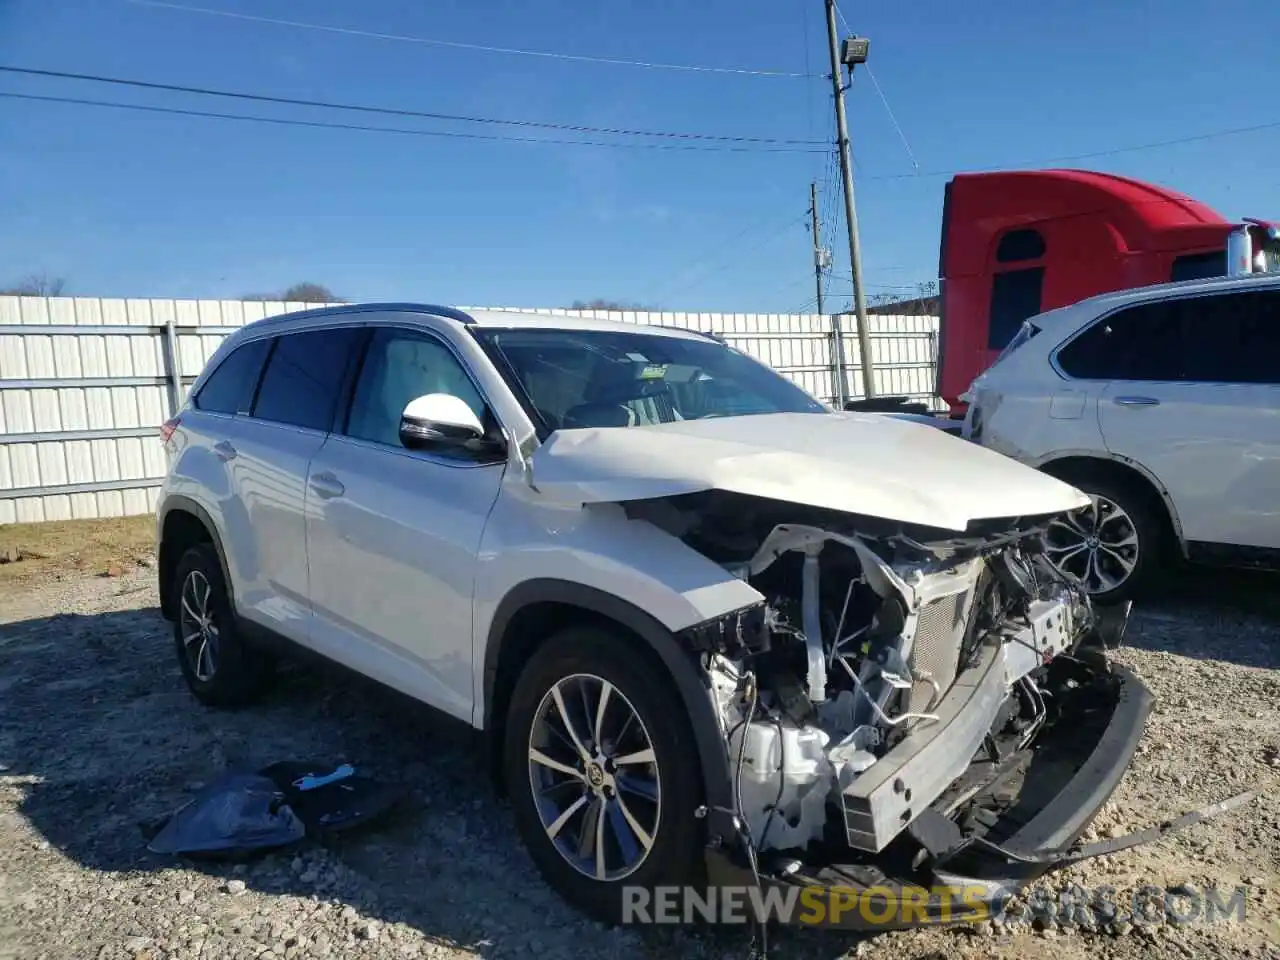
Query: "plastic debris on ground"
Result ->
[[259, 760, 409, 840], [145, 772, 305, 859], [143, 762, 409, 860]]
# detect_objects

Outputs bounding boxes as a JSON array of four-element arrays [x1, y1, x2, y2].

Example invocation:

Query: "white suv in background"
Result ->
[[963, 273, 1280, 602], [155, 303, 1185, 928]]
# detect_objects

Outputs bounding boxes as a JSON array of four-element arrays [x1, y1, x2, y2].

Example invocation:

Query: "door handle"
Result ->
[[1113, 396, 1160, 407], [308, 472, 345, 499], [213, 440, 238, 461]]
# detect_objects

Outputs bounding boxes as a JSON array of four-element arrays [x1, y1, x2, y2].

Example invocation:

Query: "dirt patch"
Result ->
[[0, 564, 1277, 960], [0, 516, 156, 584]]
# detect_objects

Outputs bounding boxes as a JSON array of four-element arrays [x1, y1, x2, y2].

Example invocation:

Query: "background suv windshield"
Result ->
[[475, 328, 827, 432]]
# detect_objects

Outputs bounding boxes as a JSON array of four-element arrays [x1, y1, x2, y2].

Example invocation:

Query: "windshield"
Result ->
[[473, 328, 828, 434]]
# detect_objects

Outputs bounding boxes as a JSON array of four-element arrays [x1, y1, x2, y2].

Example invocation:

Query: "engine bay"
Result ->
[[627, 490, 1098, 859]]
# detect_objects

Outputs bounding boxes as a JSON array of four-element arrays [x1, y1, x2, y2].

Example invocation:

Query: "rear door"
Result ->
[[169, 334, 272, 592], [230, 325, 366, 637], [1061, 288, 1280, 551], [303, 320, 507, 721]]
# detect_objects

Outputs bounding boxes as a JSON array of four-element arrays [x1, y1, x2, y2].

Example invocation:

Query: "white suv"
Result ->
[[963, 273, 1280, 602], [155, 303, 1204, 928]]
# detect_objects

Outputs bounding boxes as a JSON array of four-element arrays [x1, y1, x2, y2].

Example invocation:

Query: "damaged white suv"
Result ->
[[156, 304, 1242, 928]]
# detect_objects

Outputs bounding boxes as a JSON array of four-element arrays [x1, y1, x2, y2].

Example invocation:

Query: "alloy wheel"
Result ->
[[527, 673, 661, 882], [178, 570, 220, 682], [1045, 494, 1140, 595]]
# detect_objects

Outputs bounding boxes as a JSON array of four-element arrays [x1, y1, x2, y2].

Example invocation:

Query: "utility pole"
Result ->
[[809, 182, 825, 316], [824, 0, 876, 400], [811, 182, 843, 404]]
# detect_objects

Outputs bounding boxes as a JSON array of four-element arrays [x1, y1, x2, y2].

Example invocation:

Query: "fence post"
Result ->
[[162, 321, 181, 417], [828, 312, 847, 408]]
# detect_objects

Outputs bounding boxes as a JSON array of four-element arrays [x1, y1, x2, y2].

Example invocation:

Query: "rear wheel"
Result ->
[[172, 543, 273, 706], [1043, 469, 1166, 603], [503, 626, 705, 923]]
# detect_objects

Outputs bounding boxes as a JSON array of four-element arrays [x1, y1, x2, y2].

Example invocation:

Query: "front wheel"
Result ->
[[1043, 471, 1165, 603], [503, 627, 705, 924]]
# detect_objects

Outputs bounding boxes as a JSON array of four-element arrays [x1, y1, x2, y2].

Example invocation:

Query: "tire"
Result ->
[[503, 626, 706, 924], [171, 543, 273, 707], [1043, 468, 1167, 604]]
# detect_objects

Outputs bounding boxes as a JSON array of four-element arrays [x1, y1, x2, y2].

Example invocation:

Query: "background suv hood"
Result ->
[[528, 412, 1089, 531]]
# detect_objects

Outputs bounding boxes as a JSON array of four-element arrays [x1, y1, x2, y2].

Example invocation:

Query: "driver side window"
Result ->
[[345, 328, 486, 448]]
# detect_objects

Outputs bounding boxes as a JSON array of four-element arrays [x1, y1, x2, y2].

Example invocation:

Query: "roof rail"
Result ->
[[256, 302, 477, 325]]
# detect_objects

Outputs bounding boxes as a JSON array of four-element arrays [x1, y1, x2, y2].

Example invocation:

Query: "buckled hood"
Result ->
[[527, 411, 1089, 532]]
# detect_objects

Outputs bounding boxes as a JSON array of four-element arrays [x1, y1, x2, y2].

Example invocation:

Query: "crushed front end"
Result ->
[[632, 492, 1250, 929]]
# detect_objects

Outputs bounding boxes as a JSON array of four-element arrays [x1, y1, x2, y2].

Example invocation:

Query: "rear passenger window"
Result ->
[[1057, 290, 1280, 384], [1056, 300, 1186, 381], [192, 338, 270, 415], [251, 327, 364, 431]]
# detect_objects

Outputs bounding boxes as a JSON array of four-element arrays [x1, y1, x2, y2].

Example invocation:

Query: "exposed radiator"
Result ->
[[906, 588, 971, 714]]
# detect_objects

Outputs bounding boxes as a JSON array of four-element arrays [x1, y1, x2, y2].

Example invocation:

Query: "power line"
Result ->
[[834, 5, 855, 44], [757, 273, 815, 305], [814, 148, 841, 307], [831, 3, 918, 173], [863, 64, 919, 173], [799, 0, 816, 146], [827, 273, 928, 285], [819, 146, 840, 254], [863, 120, 1280, 182], [125, 0, 816, 79], [0, 91, 826, 153], [647, 213, 800, 298], [0, 65, 828, 147], [832, 0, 1277, 181], [648, 213, 809, 304]]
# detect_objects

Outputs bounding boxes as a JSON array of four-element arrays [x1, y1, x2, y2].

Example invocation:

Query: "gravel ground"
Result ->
[[1, 560, 1278, 960]]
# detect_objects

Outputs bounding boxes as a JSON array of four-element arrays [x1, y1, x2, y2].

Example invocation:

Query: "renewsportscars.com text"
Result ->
[[620, 883, 1248, 927]]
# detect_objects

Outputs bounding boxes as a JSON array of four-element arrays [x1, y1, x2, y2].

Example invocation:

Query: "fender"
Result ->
[[1035, 449, 1188, 554], [157, 494, 236, 620], [483, 578, 739, 845]]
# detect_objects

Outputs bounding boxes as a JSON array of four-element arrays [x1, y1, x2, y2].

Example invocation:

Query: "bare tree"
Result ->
[[282, 282, 341, 302], [1, 272, 67, 296], [243, 282, 343, 303], [865, 280, 940, 316]]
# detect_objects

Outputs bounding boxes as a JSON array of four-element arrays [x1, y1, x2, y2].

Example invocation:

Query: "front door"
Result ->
[[305, 323, 506, 722]]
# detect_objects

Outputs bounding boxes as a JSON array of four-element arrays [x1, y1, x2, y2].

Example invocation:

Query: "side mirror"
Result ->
[[399, 394, 486, 451]]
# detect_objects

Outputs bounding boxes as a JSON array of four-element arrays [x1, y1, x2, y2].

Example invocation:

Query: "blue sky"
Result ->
[[1, 0, 1277, 312]]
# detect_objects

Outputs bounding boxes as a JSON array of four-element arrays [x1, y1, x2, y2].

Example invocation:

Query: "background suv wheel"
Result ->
[[171, 543, 273, 707], [503, 626, 704, 923], [1042, 467, 1167, 603]]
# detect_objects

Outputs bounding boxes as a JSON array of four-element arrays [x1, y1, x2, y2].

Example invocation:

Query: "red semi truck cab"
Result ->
[[935, 169, 1279, 415]]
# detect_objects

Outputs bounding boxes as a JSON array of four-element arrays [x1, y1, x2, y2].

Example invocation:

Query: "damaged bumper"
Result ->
[[701, 664, 1249, 930]]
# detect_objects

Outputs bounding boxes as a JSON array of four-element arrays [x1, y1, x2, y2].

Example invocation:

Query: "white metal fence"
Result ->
[[0, 296, 940, 523]]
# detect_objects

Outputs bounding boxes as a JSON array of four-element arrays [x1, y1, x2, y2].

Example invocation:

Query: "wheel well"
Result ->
[[1039, 456, 1181, 551], [484, 601, 681, 797], [158, 509, 214, 620]]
